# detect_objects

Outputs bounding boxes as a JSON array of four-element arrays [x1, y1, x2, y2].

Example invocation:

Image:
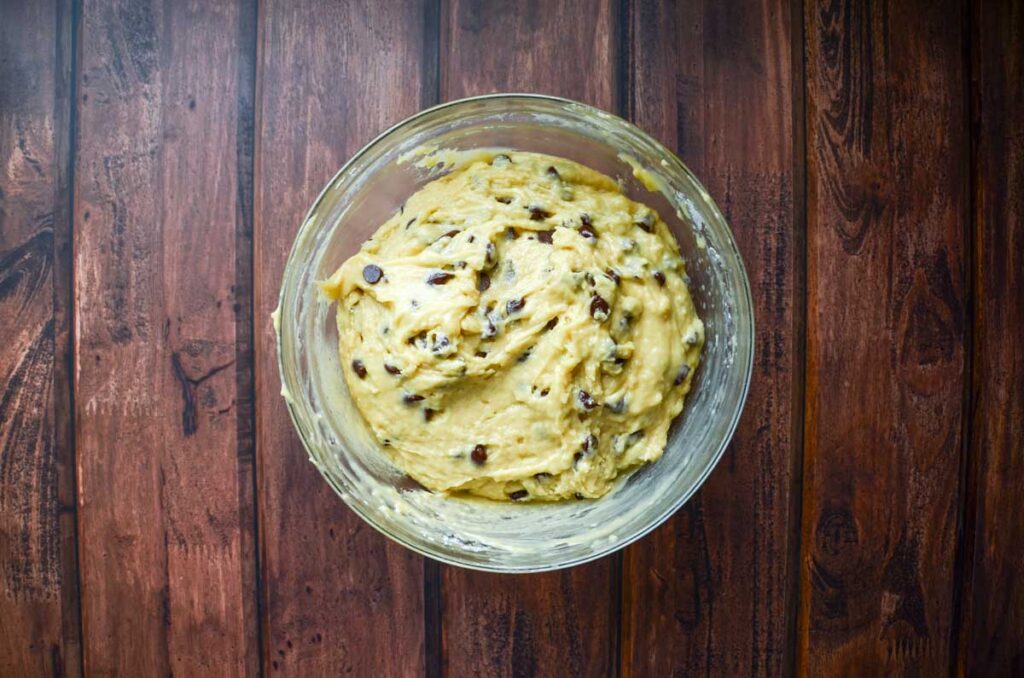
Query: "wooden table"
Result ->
[[1, 1, 1020, 675]]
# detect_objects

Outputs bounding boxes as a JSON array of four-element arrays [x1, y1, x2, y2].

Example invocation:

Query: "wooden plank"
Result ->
[[620, 1, 802, 675], [799, 0, 968, 673], [0, 0, 81, 675], [74, 1, 259, 674], [439, 1, 620, 676], [253, 2, 432, 674], [957, 1, 1024, 674]]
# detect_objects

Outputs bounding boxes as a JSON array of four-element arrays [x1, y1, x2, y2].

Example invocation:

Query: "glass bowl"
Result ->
[[276, 94, 753, 572]]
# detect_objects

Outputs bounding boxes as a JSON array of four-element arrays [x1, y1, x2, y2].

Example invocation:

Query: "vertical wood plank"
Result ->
[[439, 1, 620, 676], [799, 0, 968, 673], [253, 2, 432, 675], [621, 1, 803, 675], [0, 0, 81, 675], [957, 1, 1024, 674], [75, 1, 259, 674]]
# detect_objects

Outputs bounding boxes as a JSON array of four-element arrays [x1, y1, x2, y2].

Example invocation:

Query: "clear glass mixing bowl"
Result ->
[[276, 94, 753, 572]]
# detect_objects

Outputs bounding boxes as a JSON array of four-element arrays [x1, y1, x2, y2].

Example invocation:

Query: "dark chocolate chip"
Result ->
[[653, 270, 666, 286], [482, 317, 498, 339], [384, 363, 402, 376], [506, 297, 526, 315], [351, 359, 367, 379], [427, 271, 454, 285], [362, 264, 383, 284], [469, 235, 476, 243], [528, 205, 552, 221], [495, 196, 513, 204], [578, 223, 597, 239], [440, 229, 460, 240], [432, 335, 450, 353], [574, 492, 585, 500], [674, 364, 691, 385], [580, 213, 593, 226], [545, 165, 560, 179], [471, 444, 488, 465], [573, 452, 583, 467], [585, 272, 595, 286], [540, 388, 550, 397], [485, 242, 497, 267], [590, 294, 610, 319], [636, 213, 654, 232], [474, 350, 488, 358], [476, 271, 491, 292], [509, 489, 529, 501], [577, 390, 597, 410], [423, 408, 436, 422], [402, 393, 425, 404], [506, 226, 519, 240], [544, 317, 559, 331], [517, 347, 533, 363], [605, 269, 621, 285], [406, 217, 416, 229], [614, 356, 627, 365], [537, 230, 554, 244], [582, 433, 598, 453]]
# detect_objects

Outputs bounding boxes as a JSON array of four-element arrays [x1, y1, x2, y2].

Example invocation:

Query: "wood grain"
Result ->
[[957, 1, 1024, 674], [253, 1, 433, 674], [439, 1, 620, 676], [0, 0, 80, 675], [799, 0, 968, 673], [74, 1, 259, 674], [620, 1, 802, 675]]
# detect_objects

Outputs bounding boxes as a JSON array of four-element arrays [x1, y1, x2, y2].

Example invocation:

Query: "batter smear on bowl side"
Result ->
[[319, 151, 704, 501]]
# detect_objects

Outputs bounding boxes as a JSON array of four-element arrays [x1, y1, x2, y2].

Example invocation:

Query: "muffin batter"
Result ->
[[319, 151, 703, 501]]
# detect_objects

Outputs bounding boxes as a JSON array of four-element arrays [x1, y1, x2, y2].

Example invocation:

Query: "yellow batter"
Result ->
[[319, 151, 703, 501]]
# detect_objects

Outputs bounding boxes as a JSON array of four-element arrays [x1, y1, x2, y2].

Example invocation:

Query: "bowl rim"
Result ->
[[276, 92, 755, 572]]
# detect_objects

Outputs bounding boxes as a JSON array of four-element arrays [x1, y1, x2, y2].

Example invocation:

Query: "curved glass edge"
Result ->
[[276, 93, 756, 573]]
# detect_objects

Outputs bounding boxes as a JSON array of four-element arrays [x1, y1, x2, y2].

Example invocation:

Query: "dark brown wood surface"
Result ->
[[1, 0, 1022, 676]]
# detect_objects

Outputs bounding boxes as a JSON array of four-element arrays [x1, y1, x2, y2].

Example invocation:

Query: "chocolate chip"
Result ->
[[614, 356, 627, 366], [580, 213, 593, 226], [578, 390, 597, 410], [477, 272, 491, 292], [427, 271, 454, 285], [573, 452, 583, 467], [544, 317, 558, 331], [590, 294, 610, 320], [605, 269, 621, 285], [432, 335, 450, 353], [495, 196, 513, 204], [578, 223, 597, 239], [469, 235, 476, 243], [406, 217, 416, 229], [440, 229, 460, 240], [384, 363, 401, 376], [585, 272, 595, 286], [636, 212, 654, 232], [540, 388, 550, 397], [362, 264, 383, 284], [485, 242, 497, 267], [471, 444, 488, 464], [506, 297, 526, 315], [653, 270, 666, 286], [457, 261, 467, 269], [674, 364, 691, 385], [351, 359, 367, 379], [402, 393, 424, 404], [528, 205, 552, 220], [537, 230, 554, 244], [545, 165, 560, 179], [423, 408, 436, 422], [574, 492, 585, 500], [517, 348, 532, 363], [509, 489, 529, 501], [582, 434, 598, 453], [482, 317, 498, 339], [475, 350, 488, 358]]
